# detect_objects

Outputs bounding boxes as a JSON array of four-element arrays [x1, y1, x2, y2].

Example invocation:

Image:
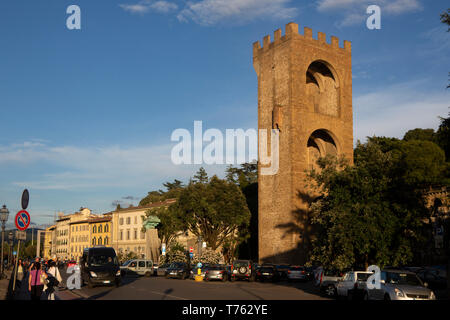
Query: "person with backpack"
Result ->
[[44, 260, 62, 300]]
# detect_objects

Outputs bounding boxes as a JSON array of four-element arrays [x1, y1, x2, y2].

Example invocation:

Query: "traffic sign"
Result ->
[[15, 230, 26, 241], [21, 189, 29, 210], [15, 210, 30, 231]]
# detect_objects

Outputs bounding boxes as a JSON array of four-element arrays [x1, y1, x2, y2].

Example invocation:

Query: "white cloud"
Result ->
[[119, 0, 178, 15], [120, 0, 298, 25], [354, 79, 449, 143], [317, 0, 423, 26], [177, 0, 298, 26]]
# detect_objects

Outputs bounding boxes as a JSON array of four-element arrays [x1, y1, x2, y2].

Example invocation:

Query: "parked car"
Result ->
[[336, 271, 373, 300], [157, 263, 171, 276], [287, 266, 308, 282], [256, 265, 279, 282], [416, 268, 447, 291], [231, 260, 256, 282], [315, 268, 345, 297], [303, 266, 315, 281], [79, 247, 121, 288], [275, 264, 291, 280], [364, 269, 436, 300], [205, 265, 228, 282], [165, 262, 191, 280], [120, 259, 154, 277], [67, 260, 77, 268], [152, 263, 159, 276]]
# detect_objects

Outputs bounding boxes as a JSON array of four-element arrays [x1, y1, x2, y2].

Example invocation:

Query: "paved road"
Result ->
[[60, 268, 327, 300]]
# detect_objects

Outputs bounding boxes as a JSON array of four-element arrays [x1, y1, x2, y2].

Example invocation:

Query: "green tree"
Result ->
[[193, 167, 209, 184], [176, 173, 251, 251], [403, 128, 435, 143], [308, 137, 445, 270], [435, 113, 450, 161], [139, 179, 185, 206], [143, 204, 185, 248]]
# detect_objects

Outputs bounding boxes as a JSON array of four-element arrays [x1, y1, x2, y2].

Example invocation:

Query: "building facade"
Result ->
[[111, 200, 176, 258], [89, 216, 112, 247], [254, 23, 353, 264], [55, 215, 70, 260], [43, 225, 56, 259]]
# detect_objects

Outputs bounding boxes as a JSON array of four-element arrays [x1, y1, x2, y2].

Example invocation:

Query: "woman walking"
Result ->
[[16, 259, 24, 288], [44, 260, 62, 300], [28, 262, 47, 301]]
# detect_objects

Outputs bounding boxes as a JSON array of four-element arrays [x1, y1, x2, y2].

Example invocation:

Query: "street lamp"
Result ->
[[8, 231, 13, 269], [0, 205, 10, 279]]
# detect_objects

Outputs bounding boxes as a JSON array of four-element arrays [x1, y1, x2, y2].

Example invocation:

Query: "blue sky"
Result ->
[[0, 0, 449, 226]]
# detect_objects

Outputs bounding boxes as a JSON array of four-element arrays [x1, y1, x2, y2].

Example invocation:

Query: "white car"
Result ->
[[364, 270, 436, 300], [336, 271, 373, 300]]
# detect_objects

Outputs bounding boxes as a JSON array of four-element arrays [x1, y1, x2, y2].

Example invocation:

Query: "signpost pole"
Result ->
[[12, 240, 20, 292]]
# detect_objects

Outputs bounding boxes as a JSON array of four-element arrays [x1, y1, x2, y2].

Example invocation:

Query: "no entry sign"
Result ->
[[15, 210, 30, 231]]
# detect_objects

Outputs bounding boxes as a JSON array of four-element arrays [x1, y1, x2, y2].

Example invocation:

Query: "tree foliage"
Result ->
[[176, 169, 251, 251], [308, 137, 448, 271], [139, 179, 185, 206], [143, 205, 185, 248]]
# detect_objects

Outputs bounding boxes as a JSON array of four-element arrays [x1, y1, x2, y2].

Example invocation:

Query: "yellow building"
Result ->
[[89, 216, 112, 247], [43, 225, 56, 259], [69, 220, 90, 260]]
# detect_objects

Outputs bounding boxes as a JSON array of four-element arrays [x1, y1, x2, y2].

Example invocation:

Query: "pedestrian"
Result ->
[[16, 259, 24, 288], [29, 257, 40, 272], [44, 260, 62, 300], [28, 262, 47, 301]]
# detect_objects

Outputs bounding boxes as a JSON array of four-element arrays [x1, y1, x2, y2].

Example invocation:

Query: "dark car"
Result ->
[[275, 264, 291, 280], [231, 260, 256, 282], [256, 265, 279, 282], [416, 268, 447, 291], [80, 247, 121, 288], [165, 262, 191, 280]]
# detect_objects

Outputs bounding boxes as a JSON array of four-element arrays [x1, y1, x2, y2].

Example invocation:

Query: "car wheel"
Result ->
[[115, 279, 121, 287], [87, 280, 94, 289], [249, 276, 254, 282], [363, 292, 369, 300], [384, 294, 391, 301], [325, 285, 336, 297], [222, 275, 227, 282]]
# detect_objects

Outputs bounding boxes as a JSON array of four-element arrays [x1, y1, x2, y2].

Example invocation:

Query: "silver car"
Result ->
[[364, 269, 436, 300]]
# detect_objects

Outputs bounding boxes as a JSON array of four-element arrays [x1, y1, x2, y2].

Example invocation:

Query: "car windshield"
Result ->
[[290, 267, 304, 271], [122, 260, 132, 266], [387, 273, 422, 286], [357, 273, 372, 281], [260, 267, 274, 272], [234, 261, 250, 268], [89, 254, 118, 266]]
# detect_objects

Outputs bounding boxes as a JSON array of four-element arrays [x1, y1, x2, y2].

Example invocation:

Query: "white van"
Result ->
[[120, 259, 154, 277]]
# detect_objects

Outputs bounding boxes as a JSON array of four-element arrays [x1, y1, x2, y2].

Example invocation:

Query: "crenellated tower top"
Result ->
[[253, 22, 351, 59]]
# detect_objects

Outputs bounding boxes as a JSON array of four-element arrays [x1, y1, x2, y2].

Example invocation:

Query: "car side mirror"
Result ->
[[424, 282, 428, 288]]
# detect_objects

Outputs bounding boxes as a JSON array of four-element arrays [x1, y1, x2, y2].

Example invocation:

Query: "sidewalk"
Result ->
[[0, 270, 12, 300]]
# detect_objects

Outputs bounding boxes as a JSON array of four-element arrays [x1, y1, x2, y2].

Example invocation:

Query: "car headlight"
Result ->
[[394, 288, 404, 297], [90, 271, 97, 278], [430, 291, 436, 300], [116, 270, 121, 276]]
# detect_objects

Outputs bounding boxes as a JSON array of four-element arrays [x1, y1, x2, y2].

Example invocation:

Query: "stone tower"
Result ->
[[253, 23, 353, 264]]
